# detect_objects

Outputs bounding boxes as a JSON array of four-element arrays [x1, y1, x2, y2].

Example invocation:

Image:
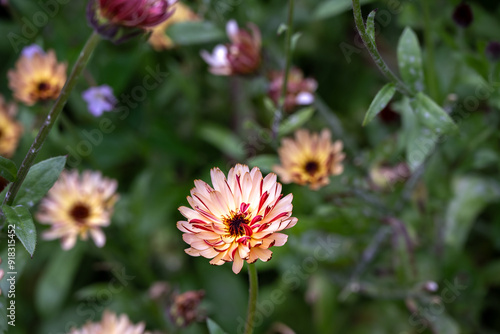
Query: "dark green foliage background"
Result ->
[[1, 0, 500, 333]]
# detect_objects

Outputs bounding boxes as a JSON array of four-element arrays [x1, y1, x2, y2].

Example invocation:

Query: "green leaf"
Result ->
[[366, 10, 378, 42], [199, 124, 245, 160], [362, 83, 396, 126], [207, 318, 229, 334], [445, 176, 500, 250], [397, 27, 425, 92], [313, 0, 375, 20], [397, 97, 438, 171], [247, 155, 280, 174], [278, 107, 315, 137], [291, 32, 302, 51], [168, 21, 224, 45], [15, 156, 66, 208], [35, 244, 85, 317], [1, 205, 37, 257], [0, 156, 17, 183], [411, 92, 457, 134]]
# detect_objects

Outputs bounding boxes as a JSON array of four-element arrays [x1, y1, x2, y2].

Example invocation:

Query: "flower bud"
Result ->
[[486, 41, 500, 62], [268, 68, 317, 112], [201, 20, 261, 76], [87, 0, 175, 43], [169, 290, 205, 327], [452, 2, 473, 28]]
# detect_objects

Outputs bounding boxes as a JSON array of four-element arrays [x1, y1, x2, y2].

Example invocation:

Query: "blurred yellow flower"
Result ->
[[8, 49, 67, 106], [68, 310, 148, 334], [37, 170, 118, 250], [178, 164, 297, 274], [148, 2, 200, 51], [0, 95, 22, 158], [273, 129, 345, 190]]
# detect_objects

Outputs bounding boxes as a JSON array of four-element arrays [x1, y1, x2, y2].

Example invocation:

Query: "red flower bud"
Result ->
[[201, 20, 261, 76], [87, 0, 175, 43], [268, 68, 317, 112]]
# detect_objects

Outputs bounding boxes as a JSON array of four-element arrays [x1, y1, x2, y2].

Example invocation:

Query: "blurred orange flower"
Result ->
[[273, 129, 345, 190], [0, 95, 22, 158], [148, 2, 200, 51], [37, 170, 118, 250], [8, 48, 67, 106], [178, 164, 297, 274], [68, 310, 148, 334]]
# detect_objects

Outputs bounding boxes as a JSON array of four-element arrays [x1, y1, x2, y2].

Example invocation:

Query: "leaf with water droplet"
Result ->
[[362, 83, 396, 126], [15, 156, 67, 208], [411, 92, 457, 134], [397, 27, 425, 93], [366, 9, 378, 43], [1, 204, 37, 257]]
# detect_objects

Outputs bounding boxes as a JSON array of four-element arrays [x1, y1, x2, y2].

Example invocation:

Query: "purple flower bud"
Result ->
[[486, 41, 500, 62], [452, 3, 473, 28]]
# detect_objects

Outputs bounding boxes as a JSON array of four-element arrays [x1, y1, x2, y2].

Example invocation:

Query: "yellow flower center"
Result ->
[[225, 213, 250, 237], [70, 203, 91, 225]]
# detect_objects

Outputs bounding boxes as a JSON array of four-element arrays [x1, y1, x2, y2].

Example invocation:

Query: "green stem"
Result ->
[[272, 0, 295, 141], [3, 31, 101, 206], [421, 0, 440, 101], [351, 0, 412, 96], [244, 263, 259, 334]]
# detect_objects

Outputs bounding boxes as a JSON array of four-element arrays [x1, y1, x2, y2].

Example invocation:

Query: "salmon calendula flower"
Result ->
[[8, 47, 67, 106], [273, 129, 345, 190], [178, 164, 297, 274], [0, 95, 23, 158], [268, 67, 317, 112], [68, 310, 149, 334], [37, 170, 119, 250], [148, 1, 199, 50], [201, 20, 261, 76], [87, 0, 175, 42]]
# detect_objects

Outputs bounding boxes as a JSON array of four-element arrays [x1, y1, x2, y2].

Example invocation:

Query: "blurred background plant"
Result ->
[[0, 0, 499, 333]]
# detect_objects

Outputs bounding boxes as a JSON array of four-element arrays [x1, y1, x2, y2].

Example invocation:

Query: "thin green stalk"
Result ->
[[3, 31, 101, 206], [421, 0, 440, 101], [351, 0, 412, 96], [244, 263, 259, 334], [272, 0, 295, 141]]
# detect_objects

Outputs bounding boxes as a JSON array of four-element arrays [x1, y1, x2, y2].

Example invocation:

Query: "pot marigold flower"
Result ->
[[201, 20, 261, 76], [148, 2, 199, 50], [273, 129, 345, 190], [268, 68, 317, 113], [87, 0, 175, 42], [177, 164, 297, 274], [37, 170, 118, 250], [68, 310, 148, 334], [7, 48, 67, 106], [0, 95, 23, 158]]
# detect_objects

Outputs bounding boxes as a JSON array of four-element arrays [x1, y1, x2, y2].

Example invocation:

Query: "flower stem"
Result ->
[[244, 263, 259, 334], [421, 0, 440, 101], [351, 0, 412, 96], [272, 0, 295, 141], [3, 31, 101, 207]]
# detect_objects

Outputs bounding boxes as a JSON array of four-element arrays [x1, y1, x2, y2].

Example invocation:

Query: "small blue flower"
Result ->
[[21, 44, 44, 58], [82, 85, 117, 117]]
